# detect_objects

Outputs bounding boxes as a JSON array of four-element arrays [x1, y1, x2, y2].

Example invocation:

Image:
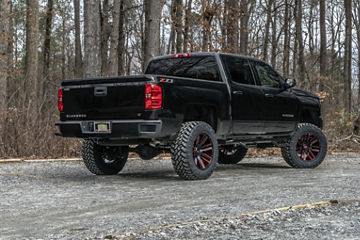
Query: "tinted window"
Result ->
[[221, 55, 255, 85], [254, 62, 282, 88], [145, 56, 220, 81]]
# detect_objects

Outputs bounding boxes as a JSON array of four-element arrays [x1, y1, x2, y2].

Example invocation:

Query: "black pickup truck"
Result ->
[[56, 52, 327, 180]]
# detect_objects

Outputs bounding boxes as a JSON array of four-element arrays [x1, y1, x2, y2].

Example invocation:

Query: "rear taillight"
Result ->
[[145, 84, 162, 110], [58, 88, 64, 112]]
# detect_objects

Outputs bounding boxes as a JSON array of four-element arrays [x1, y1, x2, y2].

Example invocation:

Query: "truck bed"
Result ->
[[60, 75, 153, 121]]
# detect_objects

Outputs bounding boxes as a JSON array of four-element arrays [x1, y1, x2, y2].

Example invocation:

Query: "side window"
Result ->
[[254, 62, 282, 88], [221, 55, 255, 85]]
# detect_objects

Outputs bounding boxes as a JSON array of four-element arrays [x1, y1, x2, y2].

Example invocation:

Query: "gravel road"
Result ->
[[0, 152, 359, 239]]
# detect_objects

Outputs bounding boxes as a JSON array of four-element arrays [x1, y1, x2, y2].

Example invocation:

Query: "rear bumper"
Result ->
[[55, 120, 163, 139]]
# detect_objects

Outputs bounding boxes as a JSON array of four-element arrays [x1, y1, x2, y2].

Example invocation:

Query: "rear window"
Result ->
[[145, 56, 221, 82]]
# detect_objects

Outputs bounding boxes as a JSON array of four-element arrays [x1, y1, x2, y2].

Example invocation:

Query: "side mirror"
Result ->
[[285, 78, 296, 88]]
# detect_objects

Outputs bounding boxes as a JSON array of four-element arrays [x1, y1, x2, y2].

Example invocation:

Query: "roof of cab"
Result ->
[[150, 52, 267, 64]]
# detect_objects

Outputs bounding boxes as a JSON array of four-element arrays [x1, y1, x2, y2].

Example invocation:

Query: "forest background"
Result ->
[[0, 0, 359, 158]]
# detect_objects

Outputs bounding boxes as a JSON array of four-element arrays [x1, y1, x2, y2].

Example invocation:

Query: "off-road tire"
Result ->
[[171, 121, 218, 180], [82, 139, 129, 175], [218, 146, 248, 164], [281, 123, 327, 168]]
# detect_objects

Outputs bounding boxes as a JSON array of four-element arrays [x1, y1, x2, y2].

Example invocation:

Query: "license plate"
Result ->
[[95, 122, 110, 133]]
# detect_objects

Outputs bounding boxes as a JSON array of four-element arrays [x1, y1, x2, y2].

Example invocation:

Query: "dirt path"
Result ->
[[0, 153, 359, 239]]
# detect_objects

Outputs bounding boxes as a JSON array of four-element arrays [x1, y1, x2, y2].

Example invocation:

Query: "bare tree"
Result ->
[[108, 0, 121, 76], [118, 0, 126, 75], [239, 0, 250, 55], [307, 0, 315, 56], [0, 0, 11, 109], [100, 0, 110, 76], [221, 0, 228, 51], [344, 0, 352, 112], [175, 0, 183, 53], [355, 0, 360, 109], [144, 0, 163, 68], [60, 10, 66, 80], [201, 0, 216, 52], [74, 0, 83, 78], [42, 0, 53, 97], [270, 0, 277, 68], [283, 0, 290, 77], [227, 0, 239, 53], [168, 0, 176, 54], [183, 0, 193, 52], [84, 0, 101, 78], [262, 0, 273, 61], [25, 0, 39, 110], [295, 0, 305, 85], [319, 0, 326, 91]]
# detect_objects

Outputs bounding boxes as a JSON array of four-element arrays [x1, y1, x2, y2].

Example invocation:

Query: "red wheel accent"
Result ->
[[296, 133, 320, 161], [193, 134, 213, 170]]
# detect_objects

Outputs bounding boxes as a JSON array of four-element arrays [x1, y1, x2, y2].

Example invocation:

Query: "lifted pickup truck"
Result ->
[[56, 52, 327, 180]]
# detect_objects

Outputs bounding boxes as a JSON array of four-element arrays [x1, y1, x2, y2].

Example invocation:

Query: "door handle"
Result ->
[[265, 93, 274, 98], [233, 91, 244, 95], [94, 87, 107, 96]]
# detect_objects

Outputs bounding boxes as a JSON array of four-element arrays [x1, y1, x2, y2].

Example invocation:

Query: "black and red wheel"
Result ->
[[171, 121, 218, 180], [296, 133, 321, 161], [281, 123, 327, 168], [218, 145, 248, 164], [192, 133, 214, 170]]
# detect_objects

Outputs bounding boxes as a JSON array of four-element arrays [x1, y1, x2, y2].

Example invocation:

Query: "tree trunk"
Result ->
[[25, 0, 39, 111], [6, 2, 13, 105], [202, 1, 213, 52], [357, 2, 360, 110], [292, 2, 298, 77], [74, 0, 83, 78], [319, 0, 327, 91], [84, 0, 101, 78], [144, 0, 162, 69], [42, 0, 53, 98], [100, 0, 110, 76], [0, 0, 11, 109], [175, 0, 182, 53], [108, 0, 121, 76], [221, 0, 228, 51], [344, 0, 352, 112], [295, 0, 305, 86], [168, 0, 176, 54], [262, 0, 273, 61], [183, 0, 192, 52], [227, 0, 239, 53], [239, 0, 249, 55], [61, 13, 66, 80], [283, 0, 290, 77], [270, 0, 277, 68], [307, 1, 314, 56], [118, 0, 126, 75]]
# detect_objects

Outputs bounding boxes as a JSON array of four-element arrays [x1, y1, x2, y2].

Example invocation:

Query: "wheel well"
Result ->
[[300, 110, 320, 127], [183, 105, 217, 132]]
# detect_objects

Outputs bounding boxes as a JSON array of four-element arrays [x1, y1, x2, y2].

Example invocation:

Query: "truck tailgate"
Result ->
[[61, 75, 151, 120]]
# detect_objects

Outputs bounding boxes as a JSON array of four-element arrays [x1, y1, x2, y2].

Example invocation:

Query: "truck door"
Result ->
[[251, 60, 299, 133], [220, 55, 265, 135]]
